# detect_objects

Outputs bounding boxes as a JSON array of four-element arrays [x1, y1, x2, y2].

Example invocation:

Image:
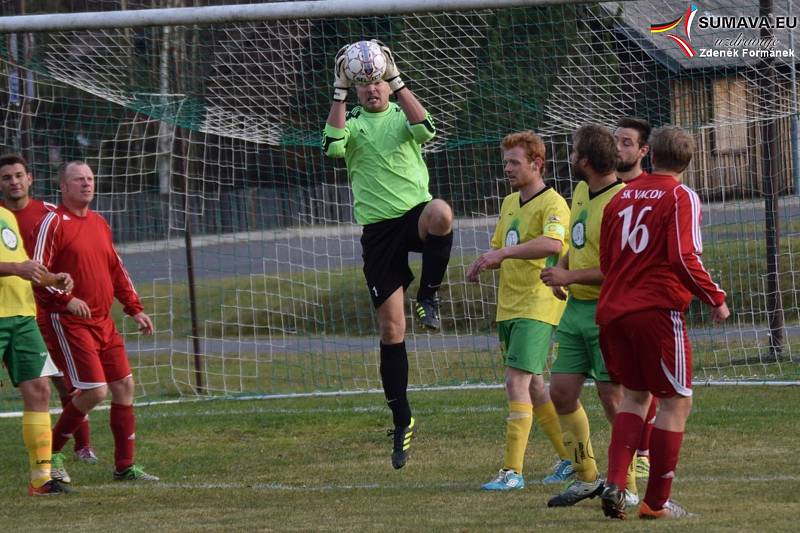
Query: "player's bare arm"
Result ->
[[0, 259, 48, 284], [375, 40, 427, 124], [467, 236, 561, 282], [541, 265, 603, 288], [38, 271, 73, 293]]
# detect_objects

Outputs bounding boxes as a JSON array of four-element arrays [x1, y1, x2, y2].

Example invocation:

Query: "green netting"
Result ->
[[0, 0, 797, 408]]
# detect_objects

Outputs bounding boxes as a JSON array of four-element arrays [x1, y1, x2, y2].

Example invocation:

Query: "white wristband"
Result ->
[[333, 88, 348, 102], [387, 76, 405, 93]]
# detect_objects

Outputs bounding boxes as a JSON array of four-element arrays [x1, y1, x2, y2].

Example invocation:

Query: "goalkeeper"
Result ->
[[322, 41, 453, 469]]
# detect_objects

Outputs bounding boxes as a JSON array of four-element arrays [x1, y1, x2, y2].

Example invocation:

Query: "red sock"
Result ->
[[52, 401, 88, 453], [61, 395, 91, 451], [607, 412, 644, 487], [110, 403, 136, 472], [644, 427, 684, 510], [637, 398, 658, 454]]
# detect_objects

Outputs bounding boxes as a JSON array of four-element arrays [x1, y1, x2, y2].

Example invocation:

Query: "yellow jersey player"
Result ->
[[541, 124, 640, 508], [467, 130, 572, 490], [0, 205, 73, 495]]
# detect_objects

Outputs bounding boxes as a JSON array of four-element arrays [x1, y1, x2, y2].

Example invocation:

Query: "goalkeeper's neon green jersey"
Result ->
[[490, 187, 570, 325], [323, 103, 435, 225]]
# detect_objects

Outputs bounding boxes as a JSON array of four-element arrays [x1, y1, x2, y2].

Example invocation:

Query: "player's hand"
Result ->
[[711, 301, 730, 324], [51, 272, 74, 293], [66, 297, 91, 318], [466, 250, 504, 282], [372, 39, 405, 93], [551, 286, 568, 301], [133, 312, 154, 335], [333, 44, 351, 102], [16, 260, 48, 284], [540, 266, 572, 288]]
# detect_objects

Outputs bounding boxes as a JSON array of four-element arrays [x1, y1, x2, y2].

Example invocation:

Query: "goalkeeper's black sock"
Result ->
[[417, 231, 453, 301], [379, 341, 411, 427]]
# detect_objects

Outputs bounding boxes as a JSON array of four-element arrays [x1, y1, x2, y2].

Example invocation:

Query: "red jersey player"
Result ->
[[33, 160, 158, 483], [613, 117, 657, 478], [0, 153, 97, 468], [597, 126, 729, 520]]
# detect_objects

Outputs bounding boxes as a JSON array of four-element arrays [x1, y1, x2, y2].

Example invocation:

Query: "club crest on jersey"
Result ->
[[571, 221, 586, 248], [505, 229, 519, 247], [1, 225, 18, 250]]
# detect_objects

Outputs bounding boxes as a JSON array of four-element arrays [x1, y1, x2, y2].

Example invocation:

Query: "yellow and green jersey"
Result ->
[[568, 179, 625, 300], [0, 207, 36, 317], [323, 103, 435, 225], [491, 186, 570, 324]]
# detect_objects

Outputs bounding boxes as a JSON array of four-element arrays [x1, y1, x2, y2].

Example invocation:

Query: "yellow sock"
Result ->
[[534, 401, 569, 460], [22, 411, 52, 488], [560, 405, 598, 482], [626, 455, 638, 495], [503, 401, 533, 473]]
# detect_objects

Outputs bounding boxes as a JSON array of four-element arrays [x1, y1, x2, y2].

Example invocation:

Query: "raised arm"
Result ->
[[323, 45, 352, 158], [375, 40, 435, 142]]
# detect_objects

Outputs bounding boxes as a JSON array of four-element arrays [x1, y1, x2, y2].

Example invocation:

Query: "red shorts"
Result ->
[[599, 309, 692, 398], [38, 312, 131, 390]]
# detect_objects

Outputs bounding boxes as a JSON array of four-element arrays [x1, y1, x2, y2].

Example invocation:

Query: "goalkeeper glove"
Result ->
[[333, 44, 351, 102], [372, 39, 405, 94]]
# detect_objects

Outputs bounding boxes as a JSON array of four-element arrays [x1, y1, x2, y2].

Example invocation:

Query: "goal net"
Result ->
[[0, 0, 797, 406]]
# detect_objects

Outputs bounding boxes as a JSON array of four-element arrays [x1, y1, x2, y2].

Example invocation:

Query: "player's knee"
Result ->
[[109, 376, 135, 402], [549, 385, 573, 411], [598, 387, 622, 413], [504, 371, 529, 398], [379, 320, 405, 344], [426, 199, 453, 233], [78, 385, 109, 409], [24, 378, 52, 407], [379, 330, 404, 345]]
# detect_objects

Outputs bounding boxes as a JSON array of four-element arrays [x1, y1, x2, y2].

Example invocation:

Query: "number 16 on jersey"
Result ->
[[618, 205, 653, 253]]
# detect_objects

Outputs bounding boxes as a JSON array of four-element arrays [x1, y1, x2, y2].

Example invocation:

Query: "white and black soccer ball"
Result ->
[[343, 40, 387, 85]]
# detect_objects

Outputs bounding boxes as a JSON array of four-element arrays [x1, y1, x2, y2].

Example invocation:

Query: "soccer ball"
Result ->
[[343, 40, 387, 85]]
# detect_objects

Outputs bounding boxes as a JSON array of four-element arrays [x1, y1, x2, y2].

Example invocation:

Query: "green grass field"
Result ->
[[1, 386, 798, 531]]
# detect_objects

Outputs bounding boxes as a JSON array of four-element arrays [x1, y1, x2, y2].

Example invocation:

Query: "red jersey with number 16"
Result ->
[[597, 173, 726, 326], [31, 205, 143, 318]]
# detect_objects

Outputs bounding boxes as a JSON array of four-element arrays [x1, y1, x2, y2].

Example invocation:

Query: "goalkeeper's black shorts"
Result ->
[[360, 201, 428, 308]]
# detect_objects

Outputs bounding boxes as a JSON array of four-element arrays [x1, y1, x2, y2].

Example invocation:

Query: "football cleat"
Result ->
[[50, 452, 71, 484], [601, 483, 627, 520], [414, 298, 441, 330], [481, 469, 525, 491], [547, 477, 603, 506], [113, 464, 160, 481], [542, 459, 575, 485], [29, 479, 74, 496], [635, 455, 650, 478], [624, 489, 640, 507], [75, 446, 98, 464], [639, 499, 694, 519], [388, 417, 416, 469]]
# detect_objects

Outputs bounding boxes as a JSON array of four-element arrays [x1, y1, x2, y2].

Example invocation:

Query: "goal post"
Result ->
[[0, 0, 797, 408]]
